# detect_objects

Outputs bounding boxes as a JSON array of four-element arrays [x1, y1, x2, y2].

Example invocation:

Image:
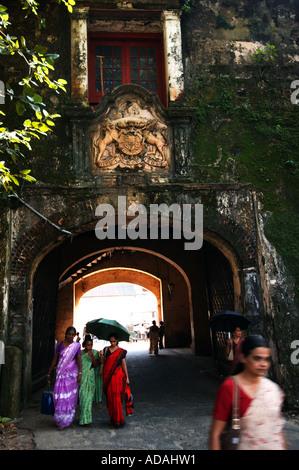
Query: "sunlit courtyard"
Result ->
[[75, 282, 159, 348]]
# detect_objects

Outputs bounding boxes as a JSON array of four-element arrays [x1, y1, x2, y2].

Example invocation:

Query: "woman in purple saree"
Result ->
[[47, 326, 82, 430]]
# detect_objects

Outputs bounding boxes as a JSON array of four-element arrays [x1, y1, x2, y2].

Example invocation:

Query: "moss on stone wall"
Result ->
[[185, 58, 299, 400], [187, 65, 299, 298]]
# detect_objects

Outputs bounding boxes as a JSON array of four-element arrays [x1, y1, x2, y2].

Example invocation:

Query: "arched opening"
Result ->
[[57, 249, 192, 350], [31, 228, 241, 391], [76, 282, 159, 347], [73, 268, 163, 334]]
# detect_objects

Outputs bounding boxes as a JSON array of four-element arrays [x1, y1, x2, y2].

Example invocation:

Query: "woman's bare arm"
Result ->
[[209, 418, 227, 450]]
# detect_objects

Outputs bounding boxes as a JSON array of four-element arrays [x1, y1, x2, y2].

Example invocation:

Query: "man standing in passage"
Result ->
[[159, 321, 165, 350], [148, 321, 159, 355]]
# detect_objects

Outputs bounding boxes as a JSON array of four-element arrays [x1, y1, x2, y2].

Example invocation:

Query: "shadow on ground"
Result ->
[[2, 343, 299, 451]]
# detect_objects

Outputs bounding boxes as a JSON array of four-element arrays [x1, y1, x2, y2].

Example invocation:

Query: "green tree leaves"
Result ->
[[0, 0, 75, 196]]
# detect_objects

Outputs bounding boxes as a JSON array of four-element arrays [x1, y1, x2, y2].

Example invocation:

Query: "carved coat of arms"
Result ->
[[118, 127, 143, 156], [92, 101, 169, 171]]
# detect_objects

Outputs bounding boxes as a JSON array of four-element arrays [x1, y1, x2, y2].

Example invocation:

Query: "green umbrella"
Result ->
[[85, 318, 130, 342]]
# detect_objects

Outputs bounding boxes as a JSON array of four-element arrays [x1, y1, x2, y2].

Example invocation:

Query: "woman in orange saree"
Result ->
[[101, 333, 130, 428]]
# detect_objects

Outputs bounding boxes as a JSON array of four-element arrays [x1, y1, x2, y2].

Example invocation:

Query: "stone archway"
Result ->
[[16, 220, 248, 393], [6, 189, 263, 401]]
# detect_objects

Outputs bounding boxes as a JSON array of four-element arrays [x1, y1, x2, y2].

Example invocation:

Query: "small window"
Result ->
[[88, 33, 166, 106]]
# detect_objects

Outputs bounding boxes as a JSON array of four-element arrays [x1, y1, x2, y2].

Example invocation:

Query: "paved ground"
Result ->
[[2, 342, 299, 452]]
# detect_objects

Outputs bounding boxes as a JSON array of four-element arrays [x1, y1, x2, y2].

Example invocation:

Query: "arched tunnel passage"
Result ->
[[32, 230, 238, 391], [59, 250, 193, 351], [76, 281, 159, 342], [73, 269, 163, 337]]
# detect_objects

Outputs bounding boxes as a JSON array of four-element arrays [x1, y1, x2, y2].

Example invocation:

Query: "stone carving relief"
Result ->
[[92, 98, 170, 171]]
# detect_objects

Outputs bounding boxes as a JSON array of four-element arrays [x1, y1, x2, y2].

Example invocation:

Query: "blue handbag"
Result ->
[[41, 384, 54, 415]]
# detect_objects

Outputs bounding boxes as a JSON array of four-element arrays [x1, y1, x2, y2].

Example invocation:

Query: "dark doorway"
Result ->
[[32, 249, 60, 390]]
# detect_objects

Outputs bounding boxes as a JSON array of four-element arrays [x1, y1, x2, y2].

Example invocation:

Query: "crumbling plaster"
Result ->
[[71, 6, 184, 105], [1, 0, 298, 410]]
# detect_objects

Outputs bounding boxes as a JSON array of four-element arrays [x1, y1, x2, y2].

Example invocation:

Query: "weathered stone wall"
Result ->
[[179, 0, 299, 406], [0, 346, 22, 417], [0, 0, 298, 408], [182, 0, 299, 71]]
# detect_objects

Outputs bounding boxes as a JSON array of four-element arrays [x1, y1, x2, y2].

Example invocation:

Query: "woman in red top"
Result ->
[[209, 335, 288, 450], [226, 326, 244, 373]]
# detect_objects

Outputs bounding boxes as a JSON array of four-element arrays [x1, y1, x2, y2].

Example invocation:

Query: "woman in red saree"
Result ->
[[101, 333, 130, 428], [209, 335, 288, 450]]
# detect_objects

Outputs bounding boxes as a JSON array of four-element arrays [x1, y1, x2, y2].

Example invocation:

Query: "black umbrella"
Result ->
[[209, 310, 250, 332]]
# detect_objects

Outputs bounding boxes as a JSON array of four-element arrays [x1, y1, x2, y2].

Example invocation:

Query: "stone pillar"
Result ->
[[0, 80, 4, 104], [161, 10, 184, 104], [0, 346, 22, 417], [8, 276, 32, 405], [168, 106, 194, 174], [71, 7, 89, 104], [243, 267, 265, 335], [0, 206, 10, 347]]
